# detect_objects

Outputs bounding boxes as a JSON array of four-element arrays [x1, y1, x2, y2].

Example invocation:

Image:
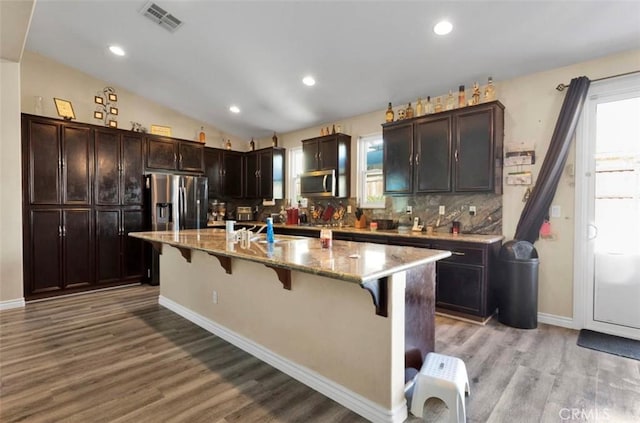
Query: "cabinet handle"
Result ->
[[255, 170, 258, 178], [454, 150, 459, 162], [451, 251, 465, 256], [62, 226, 67, 237], [409, 154, 413, 165], [415, 153, 420, 165], [58, 225, 62, 237], [174, 153, 177, 163], [180, 154, 183, 164]]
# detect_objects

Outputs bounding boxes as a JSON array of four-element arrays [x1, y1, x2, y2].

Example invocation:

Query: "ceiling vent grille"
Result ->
[[140, 1, 183, 33]]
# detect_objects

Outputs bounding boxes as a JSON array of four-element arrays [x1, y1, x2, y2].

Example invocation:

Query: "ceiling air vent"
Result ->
[[140, 1, 183, 33]]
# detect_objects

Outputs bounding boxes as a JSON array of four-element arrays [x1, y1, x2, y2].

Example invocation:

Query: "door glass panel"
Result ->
[[593, 96, 640, 329]]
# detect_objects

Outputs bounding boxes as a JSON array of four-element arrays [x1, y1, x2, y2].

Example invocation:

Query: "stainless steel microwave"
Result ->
[[300, 169, 336, 197]]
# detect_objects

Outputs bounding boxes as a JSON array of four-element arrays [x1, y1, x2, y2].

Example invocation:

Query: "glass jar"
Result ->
[[320, 228, 332, 248]]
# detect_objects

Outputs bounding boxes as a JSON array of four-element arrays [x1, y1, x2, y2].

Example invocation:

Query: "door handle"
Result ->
[[415, 153, 420, 165], [454, 150, 459, 162], [322, 174, 328, 192], [451, 251, 466, 256], [62, 226, 66, 237], [587, 224, 598, 240], [409, 154, 413, 165], [58, 225, 62, 237]]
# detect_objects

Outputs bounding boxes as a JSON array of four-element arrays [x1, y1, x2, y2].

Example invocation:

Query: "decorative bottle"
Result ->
[[425, 96, 434, 114], [272, 132, 278, 147], [199, 126, 206, 143], [458, 85, 466, 108], [225, 139, 232, 150], [416, 98, 424, 116], [405, 102, 414, 119], [331, 124, 336, 134], [445, 90, 455, 110], [472, 82, 481, 105], [250, 137, 255, 151], [385, 102, 394, 122], [434, 97, 443, 113], [484, 76, 496, 101]]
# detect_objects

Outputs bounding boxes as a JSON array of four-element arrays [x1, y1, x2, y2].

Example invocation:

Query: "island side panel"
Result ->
[[158, 246, 407, 413], [404, 263, 436, 371]]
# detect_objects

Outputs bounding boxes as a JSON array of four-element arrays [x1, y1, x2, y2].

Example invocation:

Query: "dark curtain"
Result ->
[[514, 76, 591, 243]]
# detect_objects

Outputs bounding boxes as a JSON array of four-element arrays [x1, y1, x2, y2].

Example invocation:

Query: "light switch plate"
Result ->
[[406, 206, 412, 214], [347, 205, 352, 213], [439, 205, 445, 215], [469, 206, 476, 216], [551, 205, 561, 218]]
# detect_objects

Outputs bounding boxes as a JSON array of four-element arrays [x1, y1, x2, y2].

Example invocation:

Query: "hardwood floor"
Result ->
[[1, 285, 638, 423]]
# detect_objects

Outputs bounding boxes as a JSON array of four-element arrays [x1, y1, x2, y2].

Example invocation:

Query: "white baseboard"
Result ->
[[0, 297, 25, 311], [537, 312, 574, 329], [159, 295, 407, 423]]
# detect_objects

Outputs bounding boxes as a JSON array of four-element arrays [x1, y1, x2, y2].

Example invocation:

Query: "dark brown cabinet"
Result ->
[[22, 114, 146, 300], [96, 208, 144, 284], [203, 148, 245, 199], [26, 208, 93, 295], [244, 147, 285, 200], [24, 118, 92, 205], [301, 133, 351, 198], [95, 129, 143, 206], [146, 136, 204, 173], [204, 147, 223, 198], [383, 101, 504, 195]]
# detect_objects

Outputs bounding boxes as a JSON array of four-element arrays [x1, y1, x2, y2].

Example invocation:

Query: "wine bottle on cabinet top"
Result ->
[[416, 98, 423, 116], [426, 96, 434, 114], [385, 102, 394, 122], [405, 103, 414, 119], [458, 85, 466, 108], [446, 90, 455, 110], [484, 76, 496, 101]]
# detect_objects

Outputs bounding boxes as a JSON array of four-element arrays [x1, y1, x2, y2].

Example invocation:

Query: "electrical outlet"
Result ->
[[439, 205, 445, 215], [406, 206, 412, 214], [347, 205, 352, 213], [469, 206, 476, 216], [212, 290, 218, 304]]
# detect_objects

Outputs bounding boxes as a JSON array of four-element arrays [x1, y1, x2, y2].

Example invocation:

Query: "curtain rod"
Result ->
[[555, 70, 640, 91]]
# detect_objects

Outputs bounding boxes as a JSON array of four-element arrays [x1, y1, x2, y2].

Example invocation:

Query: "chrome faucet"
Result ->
[[248, 224, 268, 234]]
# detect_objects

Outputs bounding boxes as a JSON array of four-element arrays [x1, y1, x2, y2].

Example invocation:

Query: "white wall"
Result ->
[[0, 59, 25, 303], [273, 49, 640, 319]]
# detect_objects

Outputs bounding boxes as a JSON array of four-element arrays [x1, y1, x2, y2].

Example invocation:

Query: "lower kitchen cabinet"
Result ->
[[96, 208, 144, 284], [26, 208, 93, 297]]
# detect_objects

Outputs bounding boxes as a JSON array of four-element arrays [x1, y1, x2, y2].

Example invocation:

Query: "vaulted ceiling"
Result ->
[[23, 1, 640, 139]]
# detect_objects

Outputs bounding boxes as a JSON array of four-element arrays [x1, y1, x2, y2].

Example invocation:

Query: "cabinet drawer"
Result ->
[[430, 242, 484, 265], [436, 262, 483, 315]]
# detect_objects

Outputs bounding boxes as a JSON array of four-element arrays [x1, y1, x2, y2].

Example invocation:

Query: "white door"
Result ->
[[575, 74, 640, 340]]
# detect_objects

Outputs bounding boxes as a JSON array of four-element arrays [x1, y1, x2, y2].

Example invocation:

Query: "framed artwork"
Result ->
[[109, 107, 119, 115], [53, 98, 76, 120], [151, 125, 172, 136], [108, 120, 118, 128], [94, 111, 104, 119], [94, 96, 104, 105], [108, 93, 118, 102]]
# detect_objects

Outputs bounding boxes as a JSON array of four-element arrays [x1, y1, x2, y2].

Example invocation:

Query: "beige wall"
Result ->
[[20, 51, 245, 147], [273, 49, 640, 319], [0, 60, 25, 302]]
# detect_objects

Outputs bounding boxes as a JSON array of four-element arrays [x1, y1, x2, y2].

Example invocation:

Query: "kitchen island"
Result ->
[[130, 229, 450, 423]]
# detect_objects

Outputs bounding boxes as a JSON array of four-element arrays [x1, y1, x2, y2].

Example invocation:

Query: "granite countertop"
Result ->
[[130, 229, 451, 284], [208, 221, 503, 244]]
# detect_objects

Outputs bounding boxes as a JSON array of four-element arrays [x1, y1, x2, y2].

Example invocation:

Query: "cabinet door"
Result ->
[[222, 151, 243, 198], [271, 148, 285, 200], [29, 210, 63, 293], [259, 150, 274, 199], [436, 262, 484, 315], [95, 130, 120, 205], [61, 125, 92, 205], [122, 134, 144, 205], [27, 119, 61, 205], [95, 209, 122, 284], [63, 209, 93, 288], [415, 116, 452, 193], [204, 148, 222, 197], [178, 142, 204, 172], [147, 137, 177, 170], [122, 208, 144, 280], [383, 123, 413, 194], [455, 107, 494, 191], [302, 141, 319, 172], [319, 137, 338, 170], [244, 151, 259, 198]]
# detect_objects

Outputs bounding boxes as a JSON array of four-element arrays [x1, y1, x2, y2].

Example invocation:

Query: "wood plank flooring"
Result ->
[[1, 285, 638, 422]]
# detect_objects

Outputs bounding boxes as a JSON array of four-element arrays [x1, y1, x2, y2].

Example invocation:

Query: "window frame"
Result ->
[[287, 146, 304, 204], [357, 133, 385, 209]]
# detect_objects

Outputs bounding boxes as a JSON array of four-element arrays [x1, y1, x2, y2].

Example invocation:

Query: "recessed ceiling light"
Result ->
[[109, 45, 126, 56], [302, 76, 316, 86], [229, 105, 240, 114], [433, 20, 453, 36]]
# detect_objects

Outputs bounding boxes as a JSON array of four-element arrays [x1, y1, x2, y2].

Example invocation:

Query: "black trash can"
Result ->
[[498, 240, 539, 329]]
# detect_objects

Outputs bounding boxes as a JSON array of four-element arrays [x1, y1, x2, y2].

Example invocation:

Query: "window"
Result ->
[[358, 134, 385, 208], [287, 147, 304, 203]]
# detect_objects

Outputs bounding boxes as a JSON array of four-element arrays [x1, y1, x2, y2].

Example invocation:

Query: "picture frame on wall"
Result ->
[[53, 98, 76, 120], [109, 107, 118, 115], [108, 93, 118, 102], [94, 111, 104, 119], [151, 125, 172, 136], [108, 120, 118, 128], [94, 96, 104, 105]]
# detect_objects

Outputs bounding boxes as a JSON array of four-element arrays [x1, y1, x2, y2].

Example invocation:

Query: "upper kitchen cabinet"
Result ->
[[22, 116, 93, 206], [94, 129, 144, 206], [301, 133, 351, 198], [145, 136, 204, 173], [204, 147, 223, 198], [382, 101, 504, 195], [244, 147, 285, 200]]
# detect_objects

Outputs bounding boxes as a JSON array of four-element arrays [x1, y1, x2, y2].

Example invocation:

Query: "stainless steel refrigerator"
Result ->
[[146, 173, 208, 231], [145, 173, 208, 284]]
